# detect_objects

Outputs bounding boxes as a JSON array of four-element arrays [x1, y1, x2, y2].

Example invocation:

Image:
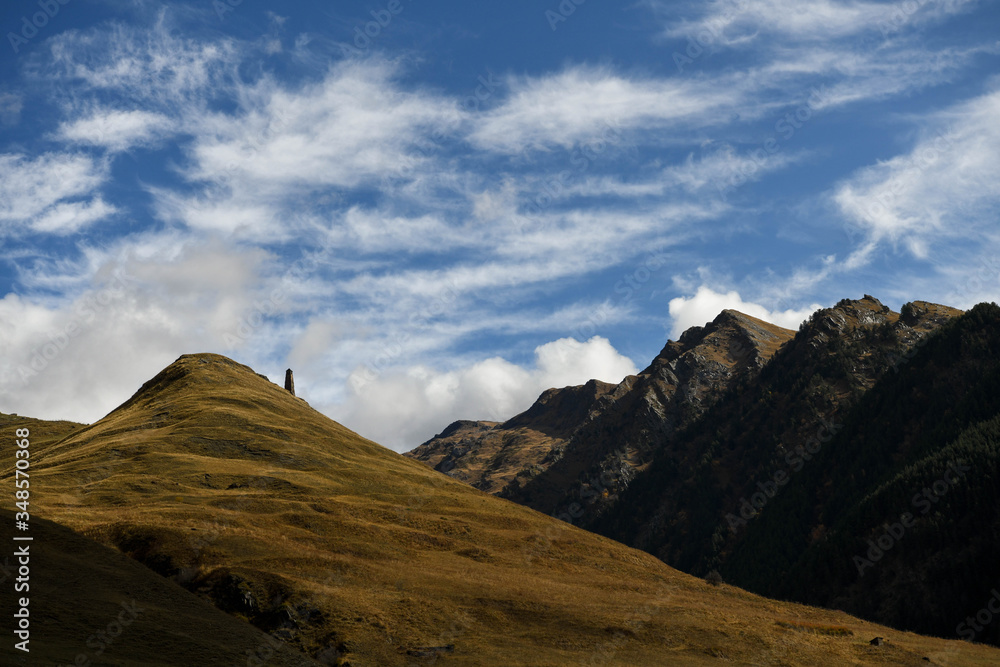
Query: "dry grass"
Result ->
[[3, 353, 997, 666], [776, 620, 854, 636]]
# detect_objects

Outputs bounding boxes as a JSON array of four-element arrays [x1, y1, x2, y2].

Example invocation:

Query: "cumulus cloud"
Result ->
[[0, 236, 283, 423], [331, 336, 638, 452], [668, 285, 821, 338]]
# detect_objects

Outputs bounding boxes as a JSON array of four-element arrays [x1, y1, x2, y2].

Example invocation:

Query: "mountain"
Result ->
[[589, 298, 1000, 644], [405, 378, 615, 493], [593, 297, 963, 566], [721, 302, 1000, 645], [412, 309, 797, 524], [4, 353, 995, 665]]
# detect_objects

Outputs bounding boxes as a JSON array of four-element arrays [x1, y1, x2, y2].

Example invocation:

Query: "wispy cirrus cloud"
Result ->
[[468, 66, 754, 154], [44, 12, 238, 105], [657, 0, 978, 44], [56, 108, 176, 152], [0, 152, 111, 235], [834, 87, 1000, 257]]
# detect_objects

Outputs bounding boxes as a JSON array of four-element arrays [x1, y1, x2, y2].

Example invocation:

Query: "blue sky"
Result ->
[[0, 0, 998, 450]]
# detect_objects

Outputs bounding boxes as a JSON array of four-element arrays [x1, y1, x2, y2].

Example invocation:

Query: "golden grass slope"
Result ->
[[3, 353, 997, 665]]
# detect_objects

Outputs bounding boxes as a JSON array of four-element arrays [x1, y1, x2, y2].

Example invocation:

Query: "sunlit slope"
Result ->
[[6, 354, 998, 665], [0, 509, 318, 666], [0, 411, 84, 451]]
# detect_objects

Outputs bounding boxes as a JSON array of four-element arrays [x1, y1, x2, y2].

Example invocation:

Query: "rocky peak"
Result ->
[[648, 309, 796, 378], [504, 379, 617, 435]]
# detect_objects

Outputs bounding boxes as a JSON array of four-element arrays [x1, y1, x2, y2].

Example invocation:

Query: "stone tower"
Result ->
[[284, 369, 295, 396]]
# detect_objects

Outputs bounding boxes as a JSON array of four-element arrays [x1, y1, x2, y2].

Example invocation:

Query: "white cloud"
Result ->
[[0, 92, 22, 126], [45, 13, 238, 106], [660, 0, 976, 44], [0, 235, 285, 424], [668, 285, 821, 337], [468, 66, 747, 153], [184, 60, 460, 192], [331, 336, 638, 451], [0, 153, 109, 234], [140, 58, 463, 239], [557, 147, 807, 202], [57, 109, 175, 152], [31, 198, 116, 234], [834, 88, 1000, 257]]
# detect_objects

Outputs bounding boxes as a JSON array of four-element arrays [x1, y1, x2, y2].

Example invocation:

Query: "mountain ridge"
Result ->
[[411, 307, 798, 523]]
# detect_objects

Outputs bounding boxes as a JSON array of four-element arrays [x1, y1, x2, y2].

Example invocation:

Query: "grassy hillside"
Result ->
[[2, 353, 997, 665], [0, 509, 318, 666]]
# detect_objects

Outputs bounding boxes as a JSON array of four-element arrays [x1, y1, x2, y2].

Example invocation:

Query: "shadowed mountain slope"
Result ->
[[504, 309, 796, 523], [412, 310, 797, 524], [405, 378, 615, 493], [593, 297, 964, 575], [4, 353, 997, 665], [0, 509, 318, 666], [722, 302, 1000, 645]]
